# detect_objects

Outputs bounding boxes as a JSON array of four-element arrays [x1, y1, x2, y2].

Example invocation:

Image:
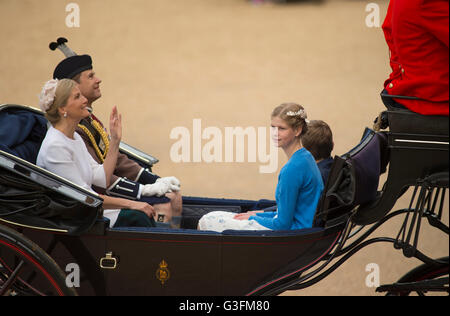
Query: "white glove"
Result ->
[[141, 181, 171, 197], [156, 176, 181, 192]]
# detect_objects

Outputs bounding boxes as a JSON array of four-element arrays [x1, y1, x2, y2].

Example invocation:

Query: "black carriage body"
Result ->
[[18, 218, 340, 296]]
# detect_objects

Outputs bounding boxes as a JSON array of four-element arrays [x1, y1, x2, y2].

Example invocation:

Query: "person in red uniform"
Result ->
[[382, 0, 449, 116]]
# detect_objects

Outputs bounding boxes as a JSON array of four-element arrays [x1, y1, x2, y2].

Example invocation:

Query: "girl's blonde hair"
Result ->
[[271, 103, 308, 137]]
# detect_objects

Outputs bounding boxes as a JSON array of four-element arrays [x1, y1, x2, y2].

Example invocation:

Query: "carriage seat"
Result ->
[[385, 105, 449, 135], [313, 128, 389, 227], [0, 105, 48, 164], [353, 106, 449, 225]]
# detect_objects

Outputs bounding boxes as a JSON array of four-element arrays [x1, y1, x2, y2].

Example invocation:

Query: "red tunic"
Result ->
[[382, 0, 449, 115]]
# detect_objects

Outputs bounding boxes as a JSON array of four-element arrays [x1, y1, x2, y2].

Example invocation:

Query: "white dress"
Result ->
[[37, 126, 121, 227], [198, 211, 270, 233]]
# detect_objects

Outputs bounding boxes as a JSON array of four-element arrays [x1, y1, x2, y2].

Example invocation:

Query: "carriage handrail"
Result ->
[[119, 141, 159, 167]]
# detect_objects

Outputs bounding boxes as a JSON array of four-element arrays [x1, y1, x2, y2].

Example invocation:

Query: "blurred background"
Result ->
[[0, 0, 447, 295]]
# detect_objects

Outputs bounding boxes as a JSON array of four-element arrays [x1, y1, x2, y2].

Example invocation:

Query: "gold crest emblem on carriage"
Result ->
[[156, 260, 170, 285]]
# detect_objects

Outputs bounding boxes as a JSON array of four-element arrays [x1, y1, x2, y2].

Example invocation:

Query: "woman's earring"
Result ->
[[64, 112, 68, 118]]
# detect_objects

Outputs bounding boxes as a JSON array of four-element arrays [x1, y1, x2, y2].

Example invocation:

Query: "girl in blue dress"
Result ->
[[198, 103, 324, 232]]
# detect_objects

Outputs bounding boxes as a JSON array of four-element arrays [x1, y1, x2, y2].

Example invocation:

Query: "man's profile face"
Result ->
[[77, 69, 102, 106]]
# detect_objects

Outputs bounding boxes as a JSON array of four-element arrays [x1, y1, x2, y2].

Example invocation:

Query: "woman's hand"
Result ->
[[109, 106, 122, 145], [129, 201, 155, 218], [102, 106, 122, 186], [101, 195, 155, 218], [233, 210, 263, 221]]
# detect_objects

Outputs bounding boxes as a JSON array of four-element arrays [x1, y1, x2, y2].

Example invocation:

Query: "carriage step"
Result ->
[[376, 277, 449, 295]]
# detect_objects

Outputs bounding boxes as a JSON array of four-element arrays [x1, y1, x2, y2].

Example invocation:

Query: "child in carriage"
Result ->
[[198, 103, 324, 232], [302, 120, 334, 185]]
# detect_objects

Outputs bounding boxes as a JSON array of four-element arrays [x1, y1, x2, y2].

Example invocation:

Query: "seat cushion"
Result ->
[[387, 109, 449, 135], [0, 109, 48, 163]]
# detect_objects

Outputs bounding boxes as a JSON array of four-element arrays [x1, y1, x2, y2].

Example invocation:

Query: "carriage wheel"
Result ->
[[0, 224, 77, 296], [383, 257, 449, 296]]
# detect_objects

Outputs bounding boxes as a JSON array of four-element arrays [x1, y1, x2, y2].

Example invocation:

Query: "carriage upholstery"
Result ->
[[387, 109, 449, 135], [313, 128, 389, 227], [0, 105, 48, 163], [381, 94, 449, 136]]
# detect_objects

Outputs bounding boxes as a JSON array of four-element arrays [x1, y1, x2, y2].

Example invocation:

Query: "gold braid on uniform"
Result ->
[[78, 119, 110, 163]]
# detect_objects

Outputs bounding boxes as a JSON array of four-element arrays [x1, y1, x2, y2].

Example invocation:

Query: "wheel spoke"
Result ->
[[0, 260, 25, 296], [1, 225, 73, 296], [0, 256, 47, 296]]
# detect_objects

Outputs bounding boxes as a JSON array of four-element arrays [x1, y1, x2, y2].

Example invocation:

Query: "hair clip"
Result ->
[[286, 109, 307, 119], [38, 79, 59, 112]]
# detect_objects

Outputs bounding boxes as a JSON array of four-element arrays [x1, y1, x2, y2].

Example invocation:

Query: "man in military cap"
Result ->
[[52, 53, 182, 223]]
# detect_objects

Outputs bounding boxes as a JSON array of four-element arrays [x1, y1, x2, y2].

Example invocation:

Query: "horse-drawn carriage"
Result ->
[[0, 103, 448, 296]]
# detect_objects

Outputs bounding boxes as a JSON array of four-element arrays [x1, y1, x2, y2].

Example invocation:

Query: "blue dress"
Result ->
[[249, 148, 323, 230]]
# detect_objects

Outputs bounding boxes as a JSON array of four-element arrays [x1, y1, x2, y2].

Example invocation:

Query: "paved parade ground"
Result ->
[[1, 0, 448, 295]]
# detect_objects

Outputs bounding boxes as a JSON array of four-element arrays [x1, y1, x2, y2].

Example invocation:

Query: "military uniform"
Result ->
[[53, 54, 169, 203], [382, 0, 449, 116], [76, 113, 168, 203]]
